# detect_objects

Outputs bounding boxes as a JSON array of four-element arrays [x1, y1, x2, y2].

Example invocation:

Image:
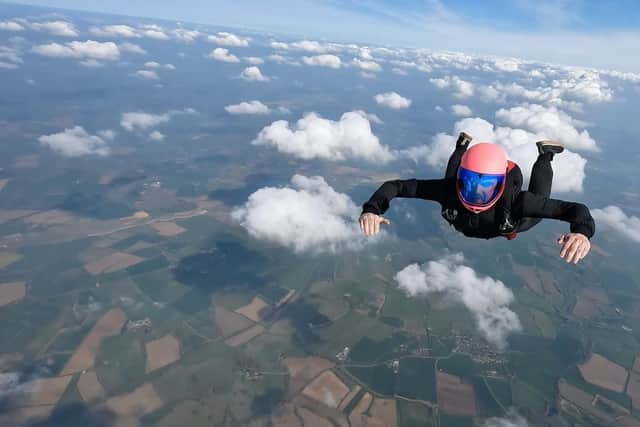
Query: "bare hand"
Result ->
[[359, 213, 390, 236], [557, 233, 591, 264]]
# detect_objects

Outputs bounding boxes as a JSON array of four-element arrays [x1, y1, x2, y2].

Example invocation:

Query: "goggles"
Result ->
[[456, 167, 505, 207]]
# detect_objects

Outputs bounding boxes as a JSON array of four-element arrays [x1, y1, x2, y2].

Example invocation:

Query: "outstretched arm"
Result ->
[[516, 191, 595, 263], [361, 178, 448, 216]]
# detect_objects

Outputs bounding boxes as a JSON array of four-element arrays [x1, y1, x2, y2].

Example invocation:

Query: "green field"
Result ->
[[396, 357, 437, 402], [397, 400, 437, 427], [95, 334, 147, 394]]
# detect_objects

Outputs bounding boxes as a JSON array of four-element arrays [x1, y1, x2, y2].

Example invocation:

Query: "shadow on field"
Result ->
[[26, 403, 117, 427]]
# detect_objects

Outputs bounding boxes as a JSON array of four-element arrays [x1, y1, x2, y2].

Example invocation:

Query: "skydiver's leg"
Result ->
[[445, 132, 472, 179], [516, 152, 554, 232]]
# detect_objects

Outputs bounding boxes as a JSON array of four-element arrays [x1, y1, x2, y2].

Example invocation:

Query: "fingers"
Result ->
[[559, 234, 591, 264], [359, 214, 390, 236]]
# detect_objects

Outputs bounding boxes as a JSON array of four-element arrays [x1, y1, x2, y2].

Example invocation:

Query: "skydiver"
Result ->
[[359, 133, 594, 264]]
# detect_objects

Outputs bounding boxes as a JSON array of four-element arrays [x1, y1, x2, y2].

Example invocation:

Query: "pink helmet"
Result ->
[[456, 143, 508, 213]]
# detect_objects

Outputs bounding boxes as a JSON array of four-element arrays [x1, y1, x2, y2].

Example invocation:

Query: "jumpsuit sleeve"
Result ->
[[361, 179, 448, 216], [516, 191, 595, 238]]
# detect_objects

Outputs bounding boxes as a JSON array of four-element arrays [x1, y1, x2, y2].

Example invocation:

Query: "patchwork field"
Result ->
[[349, 392, 373, 427], [0, 281, 26, 306], [84, 252, 145, 275], [151, 221, 186, 236], [628, 360, 640, 409], [339, 385, 362, 410], [285, 356, 335, 394], [0, 252, 22, 269], [572, 288, 609, 319], [103, 383, 163, 418], [145, 335, 181, 373], [437, 372, 477, 417], [214, 305, 255, 337], [77, 370, 106, 402], [23, 209, 76, 225], [61, 308, 127, 375], [578, 353, 628, 392], [235, 296, 270, 322], [369, 398, 398, 427], [0, 375, 73, 425], [302, 370, 350, 408]]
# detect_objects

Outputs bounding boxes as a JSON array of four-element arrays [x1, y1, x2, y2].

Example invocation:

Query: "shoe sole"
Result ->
[[536, 140, 564, 155]]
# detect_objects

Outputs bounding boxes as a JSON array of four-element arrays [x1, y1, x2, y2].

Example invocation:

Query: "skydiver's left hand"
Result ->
[[557, 233, 591, 264]]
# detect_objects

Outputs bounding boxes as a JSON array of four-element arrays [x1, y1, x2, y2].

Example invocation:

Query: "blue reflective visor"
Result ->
[[456, 167, 505, 206]]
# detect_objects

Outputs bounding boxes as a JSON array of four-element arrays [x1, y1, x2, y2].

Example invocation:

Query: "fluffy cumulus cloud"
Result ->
[[90, 24, 139, 38], [208, 31, 249, 47], [374, 92, 411, 109], [38, 126, 112, 157], [121, 112, 170, 131], [302, 54, 342, 69], [0, 46, 23, 69], [352, 57, 382, 72], [209, 47, 239, 63], [0, 21, 24, 31], [394, 253, 521, 349], [451, 104, 472, 117], [231, 175, 376, 254], [240, 66, 268, 81], [134, 69, 159, 80], [119, 42, 146, 55], [592, 206, 640, 243], [149, 130, 165, 141], [289, 40, 335, 53], [429, 76, 474, 98], [492, 58, 521, 73], [225, 100, 270, 115], [90, 24, 172, 40], [243, 56, 264, 65], [252, 111, 394, 163], [495, 104, 598, 152], [403, 116, 587, 193], [30, 20, 78, 37], [32, 40, 120, 62], [482, 410, 528, 427]]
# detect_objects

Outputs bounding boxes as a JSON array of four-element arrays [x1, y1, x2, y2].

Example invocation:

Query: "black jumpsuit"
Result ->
[[361, 148, 595, 239]]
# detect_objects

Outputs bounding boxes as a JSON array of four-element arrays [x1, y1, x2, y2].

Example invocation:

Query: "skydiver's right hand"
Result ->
[[359, 213, 390, 236]]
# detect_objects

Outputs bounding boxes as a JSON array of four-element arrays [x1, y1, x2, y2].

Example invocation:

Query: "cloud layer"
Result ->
[[395, 253, 521, 349], [375, 92, 411, 109], [38, 126, 112, 157], [592, 206, 640, 243], [231, 174, 377, 253], [253, 111, 394, 162]]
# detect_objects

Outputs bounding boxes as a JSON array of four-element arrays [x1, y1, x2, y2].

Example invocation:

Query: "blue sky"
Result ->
[[4, 0, 640, 71]]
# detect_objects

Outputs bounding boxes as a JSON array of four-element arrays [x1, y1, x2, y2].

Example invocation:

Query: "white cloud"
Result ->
[[0, 46, 22, 65], [225, 101, 270, 115], [252, 111, 394, 163], [119, 42, 146, 55], [392, 67, 408, 75], [240, 66, 268, 81], [139, 25, 169, 40], [121, 112, 170, 131], [134, 69, 159, 80], [231, 175, 378, 254], [394, 253, 521, 349], [302, 54, 342, 69], [495, 104, 598, 152], [0, 61, 19, 69], [209, 47, 239, 63], [32, 40, 120, 61], [90, 24, 139, 38], [482, 410, 528, 427], [402, 116, 587, 193], [208, 31, 249, 47], [492, 58, 521, 72], [374, 92, 411, 109], [429, 76, 474, 98], [0, 21, 24, 31], [244, 56, 264, 65], [291, 40, 331, 53], [352, 57, 382, 72], [149, 130, 165, 141], [172, 28, 201, 43], [592, 206, 640, 243], [144, 61, 161, 68], [30, 21, 78, 37], [38, 126, 111, 157], [270, 41, 289, 50], [451, 104, 472, 117]]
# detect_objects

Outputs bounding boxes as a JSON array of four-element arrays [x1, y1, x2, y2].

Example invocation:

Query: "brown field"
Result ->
[[77, 371, 105, 402], [0, 209, 35, 224], [156, 398, 227, 427], [627, 370, 640, 409], [634, 356, 640, 373], [103, 383, 163, 418], [13, 155, 39, 169], [271, 404, 302, 427], [285, 356, 335, 394], [511, 262, 543, 295], [349, 392, 373, 427], [61, 308, 127, 375], [224, 324, 265, 347], [151, 221, 186, 236], [573, 288, 609, 319], [437, 372, 477, 416], [369, 398, 398, 427], [234, 296, 270, 322], [619, 416, 640, 427], [298, 407, 334, 427], [214, 305, 254, 337], [0, 252, 22, 269], [0, 282, 26, 306], [145, 335, 181, 373], [558, 380, 626, 425], [0, 375, 73, 425], [23, 209, 76, 225], [84, 252, 145, 275], [578, 353, 628, 392], [302, 370, 350, 409], [0, 179, 7, 192], [339, 385, 362, 410]]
